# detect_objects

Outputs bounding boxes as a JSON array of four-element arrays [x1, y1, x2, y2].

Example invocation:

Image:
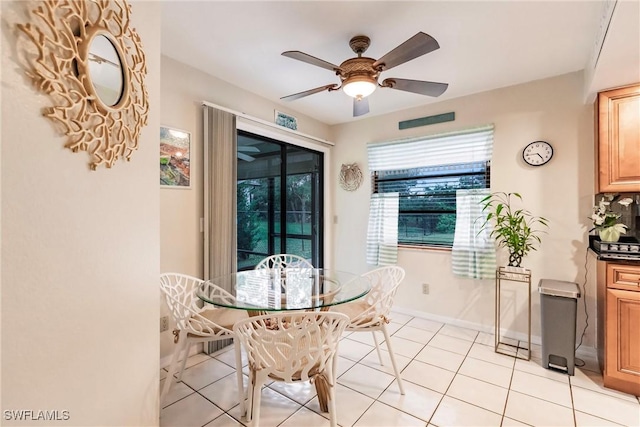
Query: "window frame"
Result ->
[[368, 125, 494, 250], [372, 161, 491, 249]]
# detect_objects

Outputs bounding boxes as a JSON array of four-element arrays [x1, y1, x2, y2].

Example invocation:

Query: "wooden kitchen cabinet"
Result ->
[[597, 261, 640, 396], [596, 84, 640, 193]]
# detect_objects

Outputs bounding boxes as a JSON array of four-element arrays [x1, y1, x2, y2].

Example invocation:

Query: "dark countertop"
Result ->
[[589, 235, 640, 264], [591, 251, 640, 264]]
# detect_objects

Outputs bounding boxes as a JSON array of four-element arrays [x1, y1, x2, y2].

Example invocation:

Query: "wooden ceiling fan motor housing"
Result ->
[[338, 57, 380, 85]]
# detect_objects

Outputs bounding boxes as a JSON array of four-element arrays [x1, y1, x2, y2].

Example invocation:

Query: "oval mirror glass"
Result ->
[[87, 34, 124, 107]]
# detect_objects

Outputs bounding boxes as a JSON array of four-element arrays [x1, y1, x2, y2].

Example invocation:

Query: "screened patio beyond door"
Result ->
[[236, 130, 323, 270]]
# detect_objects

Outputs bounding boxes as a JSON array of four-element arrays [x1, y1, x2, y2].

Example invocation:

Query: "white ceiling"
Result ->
[[160, 1, 636, 126], [587, 0, 640, 97]]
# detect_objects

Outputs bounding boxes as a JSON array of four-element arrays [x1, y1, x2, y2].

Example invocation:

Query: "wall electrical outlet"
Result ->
[[422, 283, 430, 295], [160, 316, 169, 332]]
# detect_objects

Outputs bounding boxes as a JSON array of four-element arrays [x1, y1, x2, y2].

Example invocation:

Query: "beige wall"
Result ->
[[1, 1, 161, 425], [158, 64, 598, 352], [330, 72, 596, 346], [159, 56, 332, 360]]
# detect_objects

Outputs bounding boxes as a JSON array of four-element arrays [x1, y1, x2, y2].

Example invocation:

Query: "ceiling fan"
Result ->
[[280, 32, 448, 117], [237, 145, 259, 162]]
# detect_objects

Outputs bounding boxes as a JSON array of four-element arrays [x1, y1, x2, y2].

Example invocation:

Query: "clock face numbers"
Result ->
[[523, 141, 553, 166]]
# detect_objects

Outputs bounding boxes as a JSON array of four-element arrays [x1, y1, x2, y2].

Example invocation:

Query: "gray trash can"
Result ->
[[538, 279, 581, 375]]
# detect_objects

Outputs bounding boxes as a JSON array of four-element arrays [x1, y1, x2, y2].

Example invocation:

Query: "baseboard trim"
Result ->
[[575, 345, 598, 359], [392, 305, 596, 354], [393, 304, 540, 341]]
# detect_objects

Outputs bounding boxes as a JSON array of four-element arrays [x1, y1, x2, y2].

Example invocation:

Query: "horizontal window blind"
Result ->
[[368, 125, 494, 171], [374, 162, 490, 211], [373, 161, 490, 247], [368, 125, 493, 248]]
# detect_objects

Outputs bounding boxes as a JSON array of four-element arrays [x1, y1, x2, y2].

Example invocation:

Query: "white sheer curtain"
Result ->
[[203, 105, 237, 352], [451, 189, 496, 279], [366, 192, 399, 266]]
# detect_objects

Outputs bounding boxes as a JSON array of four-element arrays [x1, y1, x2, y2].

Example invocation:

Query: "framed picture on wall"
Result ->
[[274, 110, 297, 131], [160, 126, 191, 188]]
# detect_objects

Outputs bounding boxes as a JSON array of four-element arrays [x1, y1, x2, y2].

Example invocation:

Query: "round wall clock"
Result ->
[[523, 141, 553, 166]]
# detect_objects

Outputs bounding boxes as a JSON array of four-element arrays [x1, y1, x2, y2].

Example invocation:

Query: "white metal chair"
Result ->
[[233, 311, 349, 427], [254, 254, 313, 270], [159, 273, 248, 412], [331, 265, 406, 394]]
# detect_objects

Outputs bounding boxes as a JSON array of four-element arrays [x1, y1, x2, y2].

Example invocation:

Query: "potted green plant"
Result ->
[[479, 192, 549, 268]]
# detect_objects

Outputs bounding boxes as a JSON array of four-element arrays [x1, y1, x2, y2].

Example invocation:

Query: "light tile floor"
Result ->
[[160, 312, 640, 427]]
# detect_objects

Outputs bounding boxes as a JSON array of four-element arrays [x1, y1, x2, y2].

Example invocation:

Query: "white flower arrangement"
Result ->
[[590, 194, 628, 236]]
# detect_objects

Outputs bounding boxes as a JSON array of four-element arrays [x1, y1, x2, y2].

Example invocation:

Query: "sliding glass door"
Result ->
[[237, 131, 323, 269]]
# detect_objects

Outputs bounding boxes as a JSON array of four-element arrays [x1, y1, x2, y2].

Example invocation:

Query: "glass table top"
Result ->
[[197, 268, 370, 312]]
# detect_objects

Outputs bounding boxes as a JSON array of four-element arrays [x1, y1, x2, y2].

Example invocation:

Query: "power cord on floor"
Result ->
[[573, 249, 590, 368]]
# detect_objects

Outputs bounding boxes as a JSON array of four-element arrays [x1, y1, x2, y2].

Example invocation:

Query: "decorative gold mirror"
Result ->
[[16, 0, 149, 170], [83, 31, 127, 109]]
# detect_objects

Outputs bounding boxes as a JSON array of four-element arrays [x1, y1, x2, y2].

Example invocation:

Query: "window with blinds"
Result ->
[[368, 125, 493, 248]]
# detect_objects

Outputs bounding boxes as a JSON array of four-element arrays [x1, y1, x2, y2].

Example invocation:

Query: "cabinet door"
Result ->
[[597, 85, 640, 192], [605, 288, 640, 396]]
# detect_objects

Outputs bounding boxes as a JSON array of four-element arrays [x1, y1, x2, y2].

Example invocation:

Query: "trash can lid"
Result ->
[[538, 279, 580, 298]]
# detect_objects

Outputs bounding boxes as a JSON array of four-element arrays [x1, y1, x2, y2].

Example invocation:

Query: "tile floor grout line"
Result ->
[[160, 380, 198, 410], [359, 323, 432, 426], [338, 317, 439, 426], [344, 318, 437, 427], [449, 334, 521, 420], [275, 404, 310, 427], [568, 375, 579, 427], [498, 350, 517, 426], [424, 325, 475, 426], [161, 315, 640, 427], [570, 386, 639, 426], [509, 372, 582, 410], [569, 380, 639, 403]]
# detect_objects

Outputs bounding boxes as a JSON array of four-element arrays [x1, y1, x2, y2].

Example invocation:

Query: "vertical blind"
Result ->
[[203, 105, 237, 353]]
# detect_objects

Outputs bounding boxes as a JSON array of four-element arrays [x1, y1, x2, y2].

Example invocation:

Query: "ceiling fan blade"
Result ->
[[238, 146, 260, 153], [237, 152, 255, 162], [281, 84, 338, 101], [353, 97, 370, 117], [382, 78, 448, 97], [282, 51, 340, 72], [373, 32, 440, 71]]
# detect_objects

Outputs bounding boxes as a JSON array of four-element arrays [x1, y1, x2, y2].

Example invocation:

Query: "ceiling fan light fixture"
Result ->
[[342, 76, 377, 98]]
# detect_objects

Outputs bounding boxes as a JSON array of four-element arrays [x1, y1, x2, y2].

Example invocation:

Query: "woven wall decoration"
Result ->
[[339, 163, 363, 191], [16, 0, 149, 170]]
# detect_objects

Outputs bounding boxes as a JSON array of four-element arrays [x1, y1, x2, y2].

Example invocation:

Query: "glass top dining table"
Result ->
[[197, 268, 370, 312]]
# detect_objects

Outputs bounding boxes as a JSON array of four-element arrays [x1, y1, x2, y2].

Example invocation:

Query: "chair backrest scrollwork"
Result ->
[[350, 266, 405, 328], [255, 254, 313, 270], [233, 311, 349, 383], [159, 273, 237, 338]]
